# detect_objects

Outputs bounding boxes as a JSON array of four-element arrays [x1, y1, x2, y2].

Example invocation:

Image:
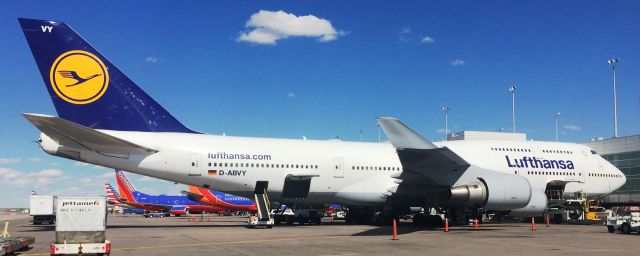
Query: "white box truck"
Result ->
[[50, 197, 110, 255], [29, 195, 56, 225]]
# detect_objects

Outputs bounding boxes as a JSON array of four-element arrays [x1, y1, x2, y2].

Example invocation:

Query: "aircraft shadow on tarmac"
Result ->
[[106, 224, 247, 229], [349, 223, 530, 236], [21, 224, 55, 232]]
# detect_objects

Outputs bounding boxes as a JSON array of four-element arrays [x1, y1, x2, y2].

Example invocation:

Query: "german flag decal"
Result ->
[[208, 170, 217, 176]]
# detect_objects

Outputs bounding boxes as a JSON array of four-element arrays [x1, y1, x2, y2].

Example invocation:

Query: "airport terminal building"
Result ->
[[584, 135, 640, 206]]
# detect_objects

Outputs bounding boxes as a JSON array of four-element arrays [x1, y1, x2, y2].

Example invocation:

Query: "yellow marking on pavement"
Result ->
[[20, 236, 347, 255], [112, 236, 345, 252]]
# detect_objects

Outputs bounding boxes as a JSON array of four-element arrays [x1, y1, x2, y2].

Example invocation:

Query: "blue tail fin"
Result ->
[[18, 18, 195, 133]]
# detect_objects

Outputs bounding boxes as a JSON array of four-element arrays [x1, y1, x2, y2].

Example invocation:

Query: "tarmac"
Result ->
[[2, 213, 637, 256]]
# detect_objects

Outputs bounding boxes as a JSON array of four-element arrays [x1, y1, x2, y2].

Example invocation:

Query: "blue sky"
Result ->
[[1, 1, 639, 207]]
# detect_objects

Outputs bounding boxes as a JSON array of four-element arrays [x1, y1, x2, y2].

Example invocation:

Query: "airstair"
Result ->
[[248, 181, 274, 228], [255, 190, 271, 221]]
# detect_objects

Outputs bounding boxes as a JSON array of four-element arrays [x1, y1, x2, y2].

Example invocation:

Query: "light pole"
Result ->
[[508, 86, 516, 133], [554, 112, 561, 142], [608, 58, 619, 137], [442, 106, 449, 140]]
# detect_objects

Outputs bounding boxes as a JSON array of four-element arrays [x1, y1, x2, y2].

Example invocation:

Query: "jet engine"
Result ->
[[509, 189, 547, 217], [450, 172, 532, 210]]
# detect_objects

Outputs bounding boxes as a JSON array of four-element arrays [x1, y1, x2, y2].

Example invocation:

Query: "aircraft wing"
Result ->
[[120, 201, 173, 211], [23, 113, 158, 155], [181, 190, 205, 202], [377, 117, 472, 199]]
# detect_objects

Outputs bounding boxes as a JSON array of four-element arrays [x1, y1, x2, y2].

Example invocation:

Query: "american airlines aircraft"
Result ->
[[19, 18, 626, 225]]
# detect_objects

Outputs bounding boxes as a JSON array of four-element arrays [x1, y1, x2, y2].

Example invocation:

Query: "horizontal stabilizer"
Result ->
[[377, 117, 437, 150], [22, 113, 158, 155], [181, 191, 204, 202]]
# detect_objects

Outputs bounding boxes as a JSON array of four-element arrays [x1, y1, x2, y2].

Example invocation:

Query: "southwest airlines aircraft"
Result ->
[[182, 185, 257, 212], [113, 170, 221, 215], [19, 18, 625, 225]]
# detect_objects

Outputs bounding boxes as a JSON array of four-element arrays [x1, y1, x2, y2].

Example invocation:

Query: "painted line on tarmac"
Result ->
[[19, 236, 347, 255], [113, 236, 346, 252]]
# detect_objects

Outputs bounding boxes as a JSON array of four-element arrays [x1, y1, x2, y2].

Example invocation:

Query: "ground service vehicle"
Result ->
[[607, 207, 640, 234], [29, 195, 56, 225], [50, 197, 110, 255], [272, 205, 322, 225]]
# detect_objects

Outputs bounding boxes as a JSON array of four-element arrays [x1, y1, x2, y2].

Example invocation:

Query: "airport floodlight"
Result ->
[[554, 112, 561, 142], [442, 107, 449, 140], [608, 58, 619, 137], [508, 86, 516, 133]]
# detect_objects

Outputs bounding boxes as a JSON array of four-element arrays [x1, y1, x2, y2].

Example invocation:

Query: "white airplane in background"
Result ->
[[19, 18, 625, 225]]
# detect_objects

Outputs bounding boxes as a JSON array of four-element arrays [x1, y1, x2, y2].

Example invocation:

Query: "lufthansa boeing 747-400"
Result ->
[[19, 18, 625, 225]]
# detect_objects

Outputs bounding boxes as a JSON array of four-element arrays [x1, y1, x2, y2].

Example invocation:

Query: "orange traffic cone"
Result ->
[[392, 218, 398, 240], [531, 217, 536, 231], [473, 218, 478, 231], [545, 214, 550, 227], [444, 218, 449, 232]]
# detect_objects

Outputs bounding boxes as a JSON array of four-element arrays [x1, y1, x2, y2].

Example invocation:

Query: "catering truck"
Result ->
[[50, 197, 110, 255], [29, 195, 56, 225]]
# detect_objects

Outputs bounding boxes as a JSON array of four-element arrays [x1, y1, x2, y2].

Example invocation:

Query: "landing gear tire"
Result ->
[[622, 223, 631, 234], [607, 225, 615, 233]]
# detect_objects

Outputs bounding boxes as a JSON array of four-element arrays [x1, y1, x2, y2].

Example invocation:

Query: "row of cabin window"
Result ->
[[542, 149, 573, 154], [209, 162, 318, 169], [521, 170, 578, 176], [491, 147, 532, 152], [588, 173, 623, 178], [352, 166, 401, 171]]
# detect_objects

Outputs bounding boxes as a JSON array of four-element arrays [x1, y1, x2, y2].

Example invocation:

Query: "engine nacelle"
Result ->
[[450, 171, 532, 210], [39, 132, 82, 161], [509, 189, 547, 217]]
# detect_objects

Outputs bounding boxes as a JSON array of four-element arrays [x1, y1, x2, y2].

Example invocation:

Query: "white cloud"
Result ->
[[27, 158, 43, 163], [0, 158, 21, 164], [397, 27, 412, 42], [96, 172, 113, 179], [50, 186, 99, 197], [48, 162, 60, 166], [0, 168, 67, 187], [287, 92, 296, 98], [436, 128, 450, 134], [450, 58, 465, 66], [73, 162, 90, 167], [421, 36, 435, 44], [563, 125, 581, 131], [237, 10, 343, 45], [138, 176, 157, 182], [145, 56, 159, 63]]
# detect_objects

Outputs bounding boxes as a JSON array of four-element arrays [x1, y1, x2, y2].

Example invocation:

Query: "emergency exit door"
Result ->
[[189, 153, 202, 176], [333, 157, 344, 178]]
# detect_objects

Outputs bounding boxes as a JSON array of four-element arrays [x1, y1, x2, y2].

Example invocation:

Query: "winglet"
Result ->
[[377, 117, 437, 150]]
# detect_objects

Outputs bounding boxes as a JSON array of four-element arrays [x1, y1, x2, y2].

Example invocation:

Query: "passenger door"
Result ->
[[188, 153, 202, 176], [333, 157, 344, 178]]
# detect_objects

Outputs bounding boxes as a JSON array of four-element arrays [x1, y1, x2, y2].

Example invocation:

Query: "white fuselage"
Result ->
[[45, 131, 626, 207]]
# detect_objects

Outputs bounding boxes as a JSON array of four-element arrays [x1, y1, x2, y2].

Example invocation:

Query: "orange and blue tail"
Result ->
[[115, 170, 142, 203]]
